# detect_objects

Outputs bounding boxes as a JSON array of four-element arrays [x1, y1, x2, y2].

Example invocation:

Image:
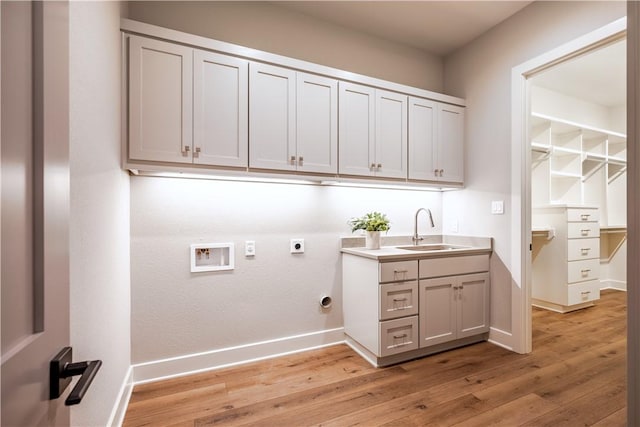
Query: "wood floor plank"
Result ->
[[123, 290, 628, 427], [449, 393, 561, 427]]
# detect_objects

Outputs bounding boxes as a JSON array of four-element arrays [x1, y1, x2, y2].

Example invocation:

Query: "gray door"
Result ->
[[1, 1, 71, 425]]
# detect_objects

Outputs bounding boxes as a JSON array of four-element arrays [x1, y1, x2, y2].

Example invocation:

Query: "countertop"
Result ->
[[340, 235, 493, 261]]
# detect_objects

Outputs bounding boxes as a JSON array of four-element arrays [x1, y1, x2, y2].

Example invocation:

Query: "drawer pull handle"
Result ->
[[580, 229, 590, 235], [581, 291, 591, 295], [393, 298, 408, 302], [581, 269, 591, 274], [580, 248, 591, 254], [394, 269, 408, 274], [393, 334, 408, 340], [580, 214, 591, 220]]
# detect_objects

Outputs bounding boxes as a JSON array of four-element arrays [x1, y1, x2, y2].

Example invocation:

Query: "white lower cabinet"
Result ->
[[342, 253, 490, 366], [419, 273, 490, 348]]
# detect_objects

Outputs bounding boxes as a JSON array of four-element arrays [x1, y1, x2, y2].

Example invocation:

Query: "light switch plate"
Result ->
[[491, 200, 505, 215]]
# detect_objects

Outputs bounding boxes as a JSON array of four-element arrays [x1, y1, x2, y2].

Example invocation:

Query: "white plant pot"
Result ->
[[365, 231, 381, 250]]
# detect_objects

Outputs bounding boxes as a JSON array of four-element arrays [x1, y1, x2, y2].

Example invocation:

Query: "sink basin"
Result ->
[[396, 244, 470, 252]]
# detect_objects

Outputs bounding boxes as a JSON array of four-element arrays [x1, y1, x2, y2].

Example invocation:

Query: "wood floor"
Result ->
[[123, 290, 627, 426]]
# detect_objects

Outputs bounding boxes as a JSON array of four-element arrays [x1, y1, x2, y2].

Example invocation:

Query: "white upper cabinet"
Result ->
[[193, 50, 248, 167], [409, 97, 464, 183], [296, 73, 338, 174], [338, 82, 376, 176], [249, 62, 297, 171], [128, 35, 193, 163], [375, 90, 408, 179], [249, 64, 338, 173], [338, 83, 407, 178], [438, 104, 465, 183]]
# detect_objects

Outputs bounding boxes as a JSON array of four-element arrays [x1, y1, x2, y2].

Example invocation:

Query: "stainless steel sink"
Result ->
[[396, 244, 470, 252]]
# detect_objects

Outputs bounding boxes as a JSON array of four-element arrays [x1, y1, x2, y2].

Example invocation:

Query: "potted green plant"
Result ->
[[347, 211, 391, 250]]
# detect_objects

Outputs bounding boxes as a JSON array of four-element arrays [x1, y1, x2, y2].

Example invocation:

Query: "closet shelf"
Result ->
[[532, 226, 556, 240]]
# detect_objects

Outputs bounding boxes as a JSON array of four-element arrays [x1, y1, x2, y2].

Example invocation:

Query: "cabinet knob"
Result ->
[[298, 156, 304, 166], [434, 169, 439, 176], [194, 146, 201, 157], [182, 146, 190, 156], [290, 156, 297, 165], [371, 163, 377, 171], [439, 169, 444, 177], [377, 163, 382, 170]]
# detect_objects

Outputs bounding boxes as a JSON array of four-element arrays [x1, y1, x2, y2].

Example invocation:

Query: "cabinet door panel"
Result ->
[[296, 73, 338, 174], [375, 90, 407, 179], [249, 63, 296, 171], [339, 82, 375, 176], [419, 278, 456, 347], [193, 50, 248, 167], [408, 97, 437, 181], [438, 104, 464, 183], [129, 35, 192, 163], [457, 273, 490, 339]]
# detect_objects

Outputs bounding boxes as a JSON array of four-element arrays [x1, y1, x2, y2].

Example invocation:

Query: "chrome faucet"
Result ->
[[413, 208, 435, 245]]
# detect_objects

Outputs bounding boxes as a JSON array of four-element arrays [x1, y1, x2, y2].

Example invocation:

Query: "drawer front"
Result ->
[[567, 238, 600, 261], [379, 316, 419, 357], [419, 254, 489, 279], [379, 281, 418, 320], [568, 222, 600, 239], [379, 260, 418, 283], [567, 208, 599, 223], [568, 259, 600, 283], [567, 280, 600, 305]]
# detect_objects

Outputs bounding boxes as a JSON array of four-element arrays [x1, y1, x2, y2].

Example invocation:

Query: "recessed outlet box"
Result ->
[[290, 238, 304, 254], [190, 243, 234, 272]]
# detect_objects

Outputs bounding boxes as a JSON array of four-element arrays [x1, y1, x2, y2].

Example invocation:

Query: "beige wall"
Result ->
[[443, 1, 626, 336], [126, 1, 444, 92]]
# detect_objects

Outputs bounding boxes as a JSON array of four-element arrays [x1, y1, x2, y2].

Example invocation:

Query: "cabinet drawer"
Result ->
[[568, 222, 600, 239], [379, 260, 418, 283], [567, 238, 600, 261], [567, 208, 599, 223], [568, 259, 600, 283], [379, 281, 418, 320], [567, 280, 600, 305], [419, 254, 489, 279], [378, 316, 419, 357]]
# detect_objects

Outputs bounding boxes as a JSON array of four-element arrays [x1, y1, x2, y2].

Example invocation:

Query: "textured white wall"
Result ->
[[443, 1, 626, 334], [126, 1, 443, 93], [69, 2, 131, 425], [130, 177, 442, 363]]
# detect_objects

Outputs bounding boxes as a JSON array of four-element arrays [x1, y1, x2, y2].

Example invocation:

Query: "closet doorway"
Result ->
[[529, 37, 627, 316]]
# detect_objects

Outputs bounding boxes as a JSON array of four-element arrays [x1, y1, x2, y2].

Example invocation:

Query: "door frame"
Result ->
[[510, 18, 627, 353]]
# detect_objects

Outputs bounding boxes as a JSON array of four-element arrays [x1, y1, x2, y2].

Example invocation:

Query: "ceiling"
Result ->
[[532, 39, 626, 108], [271, 1, 624, 108], [272, 1, 532, 56]]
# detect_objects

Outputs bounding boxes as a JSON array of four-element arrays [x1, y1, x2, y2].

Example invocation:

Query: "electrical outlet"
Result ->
[[245, 241, 255, 257], [290, 238, 304, 254]]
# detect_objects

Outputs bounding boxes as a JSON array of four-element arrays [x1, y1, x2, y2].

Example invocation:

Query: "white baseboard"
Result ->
[[108, 366, 134, 427], [488, 327, 513, 351], [132, 327, 345, 385], [600, 280, 627, 291]]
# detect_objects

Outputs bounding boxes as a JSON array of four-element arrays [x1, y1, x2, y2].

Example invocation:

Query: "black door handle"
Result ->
[[50, 347, 102, 406]]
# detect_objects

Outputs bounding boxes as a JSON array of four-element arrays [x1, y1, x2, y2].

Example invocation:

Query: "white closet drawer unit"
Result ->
[[567, 238, 600, 261], [378, 316, 419, 356], [567, 222, 600, 239], [568, 280, 600, 305], [567, 259, 600, 283], [567, 208, 600, 223], [379, 260, 418, 283], [379, 281, 418, 320]]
